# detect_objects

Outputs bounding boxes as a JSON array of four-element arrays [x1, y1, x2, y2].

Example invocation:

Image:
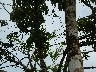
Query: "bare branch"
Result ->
[[0, 2, 12, 6], [27, 48, 34, 70], [57, 48, 69, 72], [81, 0, 93, 9], [0, 2, 10, 14], [0, 48, 30, 71], [0, 61, 8, 67], [84, 66, 96, 69]]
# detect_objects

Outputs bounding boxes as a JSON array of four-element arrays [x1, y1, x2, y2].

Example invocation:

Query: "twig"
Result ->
[[0, 2, 10, 14], [84, 66, 96, 69], [81, 0, 93, 9], [0, 2, 12, 6], [0, 61, 8, 66], [57, 49, 69, 72]]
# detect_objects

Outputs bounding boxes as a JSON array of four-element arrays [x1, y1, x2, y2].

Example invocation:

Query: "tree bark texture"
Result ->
[[65, 0, 84, 72]]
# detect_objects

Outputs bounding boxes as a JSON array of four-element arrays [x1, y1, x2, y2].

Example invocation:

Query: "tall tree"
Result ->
[[10, 0, 56, 72], [1, 0, 96, 72], [11, 0, 48, 72], [64, 0, 83, 72], [51, 0, 84, 72], [51, 0, 96, 71]]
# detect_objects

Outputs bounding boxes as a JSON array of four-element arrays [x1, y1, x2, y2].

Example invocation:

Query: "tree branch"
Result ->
[[57, 48, 70, 72], [81, 0, 93, 9], [84, 66, 96, 69], [0, 2, 10, 14], [0, 2, 12, 6], [27, 48, 34, 71], [0, 48, 31, 71]]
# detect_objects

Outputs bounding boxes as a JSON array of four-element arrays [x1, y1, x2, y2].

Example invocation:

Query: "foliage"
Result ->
[[77, 17, 96, 52], [0, 20, 8, 27], [48, 47, 63, 63], [51, 0, 66, 11], [90, 0, 96, 4], [1, 0, 96, 72], [10, 0, 48, 32], [77, 17, 93, 33], [10, 0, 51, 58], [9, 0, 59, 71]]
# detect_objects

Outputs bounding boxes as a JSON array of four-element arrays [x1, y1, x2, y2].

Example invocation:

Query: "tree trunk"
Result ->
[[65, 0, 84, 72], [38, 49, 48, 72]]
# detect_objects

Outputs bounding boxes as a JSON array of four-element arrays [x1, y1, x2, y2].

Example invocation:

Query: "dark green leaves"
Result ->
[[90, 0, 96, 5], [0, 41, 14, 48], [82, 52, 90, 60], [77, 17, 93, 33], [51, 0, 66, 11], [77, 17, 96, 51], [0, 20, 8, 27], [11, 0, 49, 33], [6, 32, 21, 46]]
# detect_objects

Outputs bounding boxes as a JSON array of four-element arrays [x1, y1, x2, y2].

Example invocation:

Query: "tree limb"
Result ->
[[81, 0, 93, 9], [27, 48, 34, 71], [84, 66, 96, 69], [57, 48, 70, 72], [0, 48, 31, 71], [0, 2, 10, 14]]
